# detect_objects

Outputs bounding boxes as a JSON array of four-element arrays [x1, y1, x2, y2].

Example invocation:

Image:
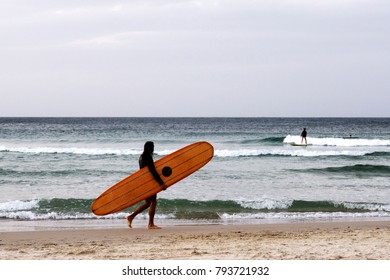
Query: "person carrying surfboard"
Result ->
[[301, 128, 307, 145], [127, 141, 167, 229]]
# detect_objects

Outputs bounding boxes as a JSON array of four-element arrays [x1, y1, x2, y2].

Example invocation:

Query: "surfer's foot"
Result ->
[[148, 224, 161, 229], [126, 215, 134, 228]]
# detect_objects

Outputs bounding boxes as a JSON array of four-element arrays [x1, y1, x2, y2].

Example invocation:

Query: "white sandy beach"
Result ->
[[1, 220, 389, 260]]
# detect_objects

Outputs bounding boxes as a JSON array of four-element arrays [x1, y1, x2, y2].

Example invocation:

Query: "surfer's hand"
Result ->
[[161, 183, 167, 191]]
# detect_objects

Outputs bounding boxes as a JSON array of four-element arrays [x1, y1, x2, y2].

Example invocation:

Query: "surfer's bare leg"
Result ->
[[127, 200, 151, 228], [148, 196, 161, 229]]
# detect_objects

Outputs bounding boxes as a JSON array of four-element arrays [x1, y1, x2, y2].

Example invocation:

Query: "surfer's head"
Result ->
[[144, 141, 155, 154]]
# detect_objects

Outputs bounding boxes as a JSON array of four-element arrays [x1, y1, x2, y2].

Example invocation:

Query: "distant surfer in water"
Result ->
[[301, 128, 307, 144], [127, 141, 167, 229]]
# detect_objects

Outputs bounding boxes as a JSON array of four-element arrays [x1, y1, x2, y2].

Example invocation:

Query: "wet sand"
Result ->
[[1, 221, 389, 260]]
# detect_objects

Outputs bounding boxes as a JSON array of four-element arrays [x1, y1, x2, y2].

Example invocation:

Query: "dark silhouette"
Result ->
[[301, 128, 307, 144], [127, 141, 166, 229]]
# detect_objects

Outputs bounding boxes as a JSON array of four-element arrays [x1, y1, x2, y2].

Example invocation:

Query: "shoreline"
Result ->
[[1, 220, 389, 260], [2, 215, 390, 232]]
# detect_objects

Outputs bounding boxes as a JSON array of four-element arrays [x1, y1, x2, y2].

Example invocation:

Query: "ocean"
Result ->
[[1, 117, 389, 231]]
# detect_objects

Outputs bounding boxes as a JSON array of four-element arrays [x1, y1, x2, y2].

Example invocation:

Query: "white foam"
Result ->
[[0, 145, 141, 156], [1, 211, 95, 220], [0, 200, 39, 211], [237, 198, 293, 210], [214, 148, 369, 158], [215, 149, 264, 157], [341, 202, 390, 212], [0, 206, 176, 221], [0, 145, 179, 156], [1, 141, 387, 158], [219, 211, 390, 221], [283, 135, 390, 147]]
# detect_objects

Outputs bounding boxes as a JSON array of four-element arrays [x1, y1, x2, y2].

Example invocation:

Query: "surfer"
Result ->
[[127, 141, 167, 229], [301, 128, 307, 144]]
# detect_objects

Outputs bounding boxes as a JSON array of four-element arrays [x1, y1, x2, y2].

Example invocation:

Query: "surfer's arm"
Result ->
[[143, 153, 166, 190], [146, 161, 167, 190]]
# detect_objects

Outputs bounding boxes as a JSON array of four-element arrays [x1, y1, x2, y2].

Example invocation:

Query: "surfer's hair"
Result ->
[[144, 141, 154, 153]]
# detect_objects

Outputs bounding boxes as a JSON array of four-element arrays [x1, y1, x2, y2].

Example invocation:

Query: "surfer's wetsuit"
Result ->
[[300, 128, 307, 144], [139, 152, 164, 185], [126, 141, 165, 229]]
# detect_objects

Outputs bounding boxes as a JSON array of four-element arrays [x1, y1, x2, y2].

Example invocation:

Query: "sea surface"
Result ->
[[1, 117, 390, 231]]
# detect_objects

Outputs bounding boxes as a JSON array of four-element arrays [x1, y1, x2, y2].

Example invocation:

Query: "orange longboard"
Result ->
[[91, 141, 214, 216]]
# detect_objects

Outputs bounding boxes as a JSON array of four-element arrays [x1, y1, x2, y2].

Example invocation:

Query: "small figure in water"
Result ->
[[301, 128, 307, 144]]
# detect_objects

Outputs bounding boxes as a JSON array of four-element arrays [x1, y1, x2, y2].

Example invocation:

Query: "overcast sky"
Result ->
[[1, 0, 389, 117]]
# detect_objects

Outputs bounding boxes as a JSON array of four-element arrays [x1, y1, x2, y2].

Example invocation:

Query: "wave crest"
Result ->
[[1, 198, 389, 221], [283, 135, 390, 147]]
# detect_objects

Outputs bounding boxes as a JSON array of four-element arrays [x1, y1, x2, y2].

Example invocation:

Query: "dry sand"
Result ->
[[1, 221, 389, 260]]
